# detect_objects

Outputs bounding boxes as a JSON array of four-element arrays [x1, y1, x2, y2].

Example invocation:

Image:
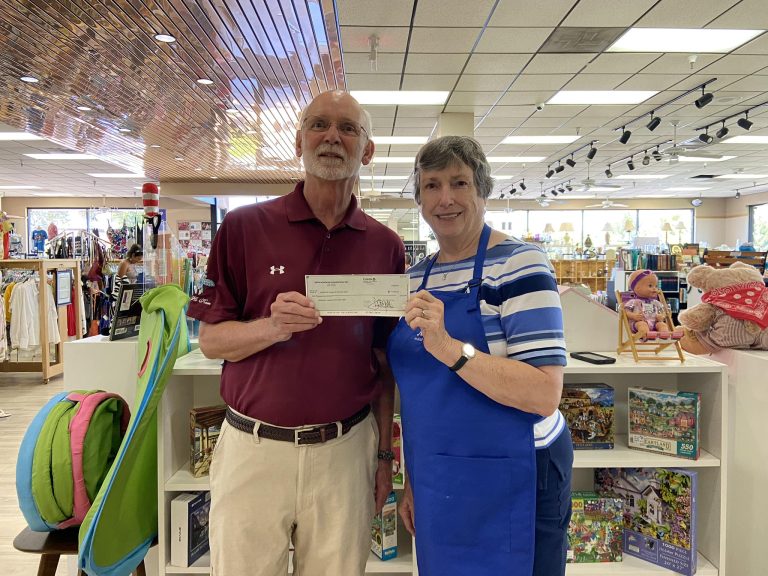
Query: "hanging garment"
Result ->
[[0, 290, 7, 361], [79, 284, 190, 576], [10, 280, 40, 350], [387, 225, 538, 576]]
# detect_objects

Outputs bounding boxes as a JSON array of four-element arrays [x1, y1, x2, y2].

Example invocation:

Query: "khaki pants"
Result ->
[[209, 412, 378, 576]]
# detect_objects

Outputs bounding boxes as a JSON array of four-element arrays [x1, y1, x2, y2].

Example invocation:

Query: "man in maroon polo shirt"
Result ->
[[186, 90, 404, 576]]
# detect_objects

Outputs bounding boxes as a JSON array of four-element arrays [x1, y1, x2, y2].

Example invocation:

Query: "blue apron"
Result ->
[[388, 225, 538, 576]]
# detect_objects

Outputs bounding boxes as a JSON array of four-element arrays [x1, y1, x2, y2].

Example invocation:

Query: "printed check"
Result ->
[[305, 274, 409, 316]]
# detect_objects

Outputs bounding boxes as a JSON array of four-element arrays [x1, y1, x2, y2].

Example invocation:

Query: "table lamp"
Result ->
[[559, 222, 574, 245], [543, 223, 555, 242], [661, 222, 673, 246], [602, 222, 613, 245], [675, 221, 687, 244]]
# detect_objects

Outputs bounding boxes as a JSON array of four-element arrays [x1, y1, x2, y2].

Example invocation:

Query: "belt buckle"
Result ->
[[294, 425, 319, 446]]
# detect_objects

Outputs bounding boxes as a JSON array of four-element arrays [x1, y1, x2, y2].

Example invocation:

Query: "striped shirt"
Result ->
[[408, 237, 567, 448]]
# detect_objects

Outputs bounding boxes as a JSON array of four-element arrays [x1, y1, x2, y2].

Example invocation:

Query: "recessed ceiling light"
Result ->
[[588, 187, 624, 193], [722, 136, 768, 144], [361, 175, 410, 181], [373, 136, 428, 145], [20, 76, 39, 83], [210, 176, 218, 179], [502, 136, 580, 144], [715, 173, 768, 179], [196, 78, 214, 85], [0, 132, 44, 141], [665, 187, 711, 191], [88, 173, 145, 178], [194, 167, 203, 171], [0, 185, 40, 190], [24, 153, 99, 160], [76, 106, 92, 111], [350, 91, 449, 105], [150, 144, 161, 148], [154, 33, 176, 43], [174, 156, 184, 161], [488, 156, 546, 163], [373, 157, 415, 164], [678, 155, 736, 162], [608, 28, 763, 53], [547, 91, 657, 105], [614, 174, 670, 179], [118, 127, 132, 133]]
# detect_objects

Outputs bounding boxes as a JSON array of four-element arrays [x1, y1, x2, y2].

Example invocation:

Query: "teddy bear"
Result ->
[[624, 269, 677, 340], [678, 261, 768, 354]]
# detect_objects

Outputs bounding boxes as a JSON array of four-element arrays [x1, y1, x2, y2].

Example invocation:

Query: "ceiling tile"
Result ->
[[464, 53, 531, 74], [336, 0, 414, 26], [344, 52, 406, 74], [563, 73, 631, 90], [525, 53, 594, 74], [699, 55, 768, 75], [414, 0, 497, 26], [636, 0, 741, 27], [618, 74, 687, 91], [455, 74, 516, 92], [345, 73, 402, 90], [409, 27, 482, 53], [340, 26, 410, 52], [509, 74, 574, 92], [712, 0, 768, 30], [475, 28, 553, 53], [586, 53, 662, 74], [488, 0, 575, 27], [447, 91, 504, 106], [735, 33, 768, 55], [401, 74, 459, 90], [563, 0, 658, 26], [405, 53, 468, 74]]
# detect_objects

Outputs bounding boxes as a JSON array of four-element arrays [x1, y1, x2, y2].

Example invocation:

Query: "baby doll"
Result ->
[[624, 269, 671, 340]]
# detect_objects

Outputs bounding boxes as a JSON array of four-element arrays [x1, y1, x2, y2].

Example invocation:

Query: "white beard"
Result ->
[[303, 144, 360, 181]]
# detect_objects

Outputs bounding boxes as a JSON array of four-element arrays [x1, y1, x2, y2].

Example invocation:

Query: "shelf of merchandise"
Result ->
[[158, 349, 414, 576], [161, 350, 726, 576], [551, 258, 614, 293]]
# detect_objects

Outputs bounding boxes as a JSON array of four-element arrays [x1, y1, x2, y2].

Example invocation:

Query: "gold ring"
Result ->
[[422, 308, 428, 318]]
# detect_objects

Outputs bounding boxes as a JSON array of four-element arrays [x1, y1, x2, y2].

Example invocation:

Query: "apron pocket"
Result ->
[[419, 453, 514, 553]]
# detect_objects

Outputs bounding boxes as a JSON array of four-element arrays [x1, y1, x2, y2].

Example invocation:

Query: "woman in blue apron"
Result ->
[[388, 136, 573, 576]]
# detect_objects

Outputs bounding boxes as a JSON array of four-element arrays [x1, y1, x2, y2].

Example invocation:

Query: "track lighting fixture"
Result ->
[[500, 192, 506, 199], [545, 165, 554, 178], [565, 183, 573, 191], [695, 86, 714, 109], [716, 121, 729, 139], [699, 130, 714, 144], [735, 191, 741, 199], [642, 151, 651, 166], [646, 112, 661, 132], [586, 145, 597, 160], [566, 155, 576, 168], [519, 181, 527, 191], [555, 162, 565, 173], [619, 127, 632, 145], [558, 186, 565, 193], [605, 166, 613, 178], [652, 147, 663, 161], [738, 113, 753, 131], [550, 189, 558, 196], [627, 157, 635, 171], [510, 187, 517, 195]]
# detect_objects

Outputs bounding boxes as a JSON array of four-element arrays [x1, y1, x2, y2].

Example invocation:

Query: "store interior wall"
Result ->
[[725, 190, 768, 247]]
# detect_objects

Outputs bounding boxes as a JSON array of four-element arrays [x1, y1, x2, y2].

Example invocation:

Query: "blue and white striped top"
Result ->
[[408, 237, 567, 449]]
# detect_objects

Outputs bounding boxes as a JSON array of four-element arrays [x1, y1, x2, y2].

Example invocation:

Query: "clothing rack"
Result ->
[[0, 259, 83, 383]]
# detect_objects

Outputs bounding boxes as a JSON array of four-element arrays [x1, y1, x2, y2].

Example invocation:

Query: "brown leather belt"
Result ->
[[225, 404, 371, 445]]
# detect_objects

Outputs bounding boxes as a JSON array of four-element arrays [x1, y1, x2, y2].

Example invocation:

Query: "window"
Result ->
[[27, 208, 88, 253], [637, 209, 693, 246], [583, 210, 636, 248], [750, 204, 768, 249], [485, 209, 527, 237], [528, 210, 582, 248], [88, 208, 143, 234]]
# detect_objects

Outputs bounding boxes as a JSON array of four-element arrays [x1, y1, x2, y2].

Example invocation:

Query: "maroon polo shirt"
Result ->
[[186, 183, 405, 426]]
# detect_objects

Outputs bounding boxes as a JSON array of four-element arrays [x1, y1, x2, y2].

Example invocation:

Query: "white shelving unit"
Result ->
[[159, 350, 727, 576], [158, 349, 414, 576]]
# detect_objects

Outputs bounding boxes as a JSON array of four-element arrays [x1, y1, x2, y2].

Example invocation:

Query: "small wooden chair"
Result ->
[[13, 526, 147, 576], [616, 290, 685, 362]]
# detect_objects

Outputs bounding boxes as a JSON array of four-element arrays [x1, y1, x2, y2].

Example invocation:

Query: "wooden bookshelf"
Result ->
[[551, 259, 614, 293]]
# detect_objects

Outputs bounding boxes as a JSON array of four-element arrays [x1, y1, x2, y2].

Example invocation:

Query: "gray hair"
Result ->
[[298, 91, 373, 140], [413, 136, 494, 203]]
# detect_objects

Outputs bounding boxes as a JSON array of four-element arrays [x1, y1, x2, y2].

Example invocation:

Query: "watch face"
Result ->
[[462, 342, 475, 358]]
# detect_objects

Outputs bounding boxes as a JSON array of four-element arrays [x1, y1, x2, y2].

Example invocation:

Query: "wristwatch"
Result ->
[[377, 450, 395, 461], [449, 342, 476, 372]]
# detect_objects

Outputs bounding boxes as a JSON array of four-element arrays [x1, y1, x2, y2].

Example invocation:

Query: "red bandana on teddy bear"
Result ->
[[701, 281, 768, 329]]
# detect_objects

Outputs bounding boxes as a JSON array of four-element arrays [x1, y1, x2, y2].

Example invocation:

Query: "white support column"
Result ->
[[436, 113, 474, 138]]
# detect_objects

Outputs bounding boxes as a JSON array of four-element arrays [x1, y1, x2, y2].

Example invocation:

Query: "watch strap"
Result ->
[[449, 355, 469, 372], [377, 449, 395, 461]]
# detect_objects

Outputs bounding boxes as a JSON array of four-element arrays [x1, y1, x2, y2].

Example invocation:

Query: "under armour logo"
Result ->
[[270, 265, 285, 275]]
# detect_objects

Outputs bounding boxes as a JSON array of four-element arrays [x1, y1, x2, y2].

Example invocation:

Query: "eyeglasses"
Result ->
[[302, 116, 368, 138]]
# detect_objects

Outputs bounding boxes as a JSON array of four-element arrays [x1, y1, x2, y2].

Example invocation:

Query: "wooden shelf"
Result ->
[[566, 552, 717, 574]]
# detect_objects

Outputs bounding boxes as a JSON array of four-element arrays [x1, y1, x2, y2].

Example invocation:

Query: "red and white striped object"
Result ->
[[142, 183, 159, 217]]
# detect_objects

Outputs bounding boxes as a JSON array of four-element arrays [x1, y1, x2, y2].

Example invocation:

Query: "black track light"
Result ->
[[605, 166, 613, 178], [716, 121, 729, 139], [565, 183, 573, 191], [646, 113, 661, 131], [642, 151, 651, 166], [519, 181, 527, 191], [695, 86, 713, 109], [735, 191, 741, 199], [699, 130, 714, 144], [652, 147, 663, 161], [619, 127, 631, 145], [558, 186, 565, 193], [586, 146, 597, 160], [545, 165, 554, 178], [738, 113, 753, 131], [510, 187, 517, 195], [627, 157, 635, 171], [500, 192, 506, 199], [555, 163, 565, 173], [566, 156, 576, 168]]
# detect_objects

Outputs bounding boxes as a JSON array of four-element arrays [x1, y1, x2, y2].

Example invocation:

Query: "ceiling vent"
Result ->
[[689, 174, 718, 179], [539, 27, 625, 53]]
